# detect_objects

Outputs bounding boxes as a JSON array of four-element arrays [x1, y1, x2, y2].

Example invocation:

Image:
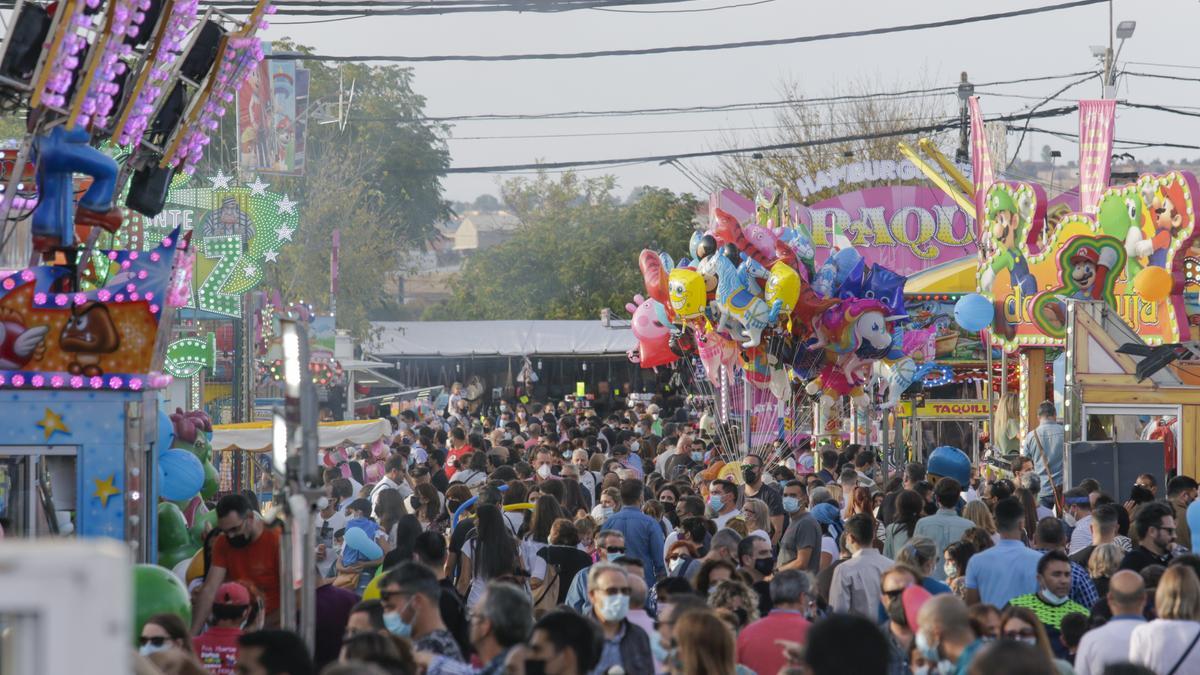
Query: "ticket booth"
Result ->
[[898, 398, 991, 462]]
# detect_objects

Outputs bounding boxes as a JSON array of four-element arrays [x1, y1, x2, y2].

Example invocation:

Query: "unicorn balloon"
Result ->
[[711, 252, 782, 348]]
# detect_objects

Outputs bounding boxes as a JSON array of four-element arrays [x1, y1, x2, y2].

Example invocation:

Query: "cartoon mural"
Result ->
[[978, 172, 1200, 349]]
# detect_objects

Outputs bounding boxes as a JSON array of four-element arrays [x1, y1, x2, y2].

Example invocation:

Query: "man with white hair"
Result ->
[[915, 594, 984, 674]]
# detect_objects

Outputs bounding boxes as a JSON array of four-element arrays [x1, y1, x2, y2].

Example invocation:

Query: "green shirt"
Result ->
[[1008, 592, 1088, 630]]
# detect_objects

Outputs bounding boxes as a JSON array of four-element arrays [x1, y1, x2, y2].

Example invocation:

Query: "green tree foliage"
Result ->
[[427, 172, 698, 320]]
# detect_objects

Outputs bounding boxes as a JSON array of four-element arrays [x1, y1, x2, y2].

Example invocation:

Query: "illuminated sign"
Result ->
[[897, 399, 989, 417], [978, 172, 1199, 349]]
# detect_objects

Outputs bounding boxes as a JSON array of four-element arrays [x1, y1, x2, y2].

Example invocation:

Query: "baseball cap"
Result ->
[[215, 582, 250, 606]]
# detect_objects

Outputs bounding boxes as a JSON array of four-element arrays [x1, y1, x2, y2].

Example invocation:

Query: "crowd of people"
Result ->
[[132, 396, 1200, 675]]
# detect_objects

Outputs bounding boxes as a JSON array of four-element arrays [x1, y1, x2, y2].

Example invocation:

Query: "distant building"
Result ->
[[453, 211, 521, 251]]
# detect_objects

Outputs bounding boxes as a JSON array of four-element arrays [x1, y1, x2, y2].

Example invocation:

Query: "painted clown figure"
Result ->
[[980, 190, 1038, 297]]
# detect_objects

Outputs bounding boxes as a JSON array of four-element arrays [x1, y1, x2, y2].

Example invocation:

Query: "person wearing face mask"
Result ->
[[735, 569, 813, 675], [878, 567, 933, 675], [741, 453, 785, 548], [1167, 475, 1199, 551], [777, 481, 822, 575], [914, 594, 984, 675], [1063, 487, 1094, 556], [525, 610, 602, 675], [1008, 551, 1089, 658], [587, 563, 655, 675], [140, 613, 195, 660], [191, 582, 251, 673], [600, 479, 666, 588], [564, 530, 626, 613], [708, 479, 742, 530], [378, 562, 464, 662], [192, 494, 282, 635], [662, 434, 700, 482], [736, 535, 776, 617]]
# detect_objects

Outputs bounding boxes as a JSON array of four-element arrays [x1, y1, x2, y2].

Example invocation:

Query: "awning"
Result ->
[[367, 320, 636, 358], [904, 256, 978, 295], [211, 418, 391, 452]]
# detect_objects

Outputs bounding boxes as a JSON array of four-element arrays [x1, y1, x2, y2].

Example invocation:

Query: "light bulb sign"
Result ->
[[122, 171, 299, 317], [164, 332, 216, 378]]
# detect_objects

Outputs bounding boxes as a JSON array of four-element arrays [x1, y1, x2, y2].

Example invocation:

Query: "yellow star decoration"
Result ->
[[36, 408, 70, 441], [93, 474, 121, 508]]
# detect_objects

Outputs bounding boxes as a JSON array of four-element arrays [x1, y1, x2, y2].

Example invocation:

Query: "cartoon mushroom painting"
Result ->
[[60, 302, 120, 376]]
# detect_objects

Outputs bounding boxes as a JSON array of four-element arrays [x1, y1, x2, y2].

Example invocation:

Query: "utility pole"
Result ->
[[955, 72, 974, 165]]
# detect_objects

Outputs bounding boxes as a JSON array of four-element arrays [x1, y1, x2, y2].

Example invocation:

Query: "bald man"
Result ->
[[1073, 570, 1147, 675], [914, 595, 983, 674]]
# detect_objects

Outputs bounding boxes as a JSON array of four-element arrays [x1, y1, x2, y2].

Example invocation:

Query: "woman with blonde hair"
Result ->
[[667, 609, 738, 675], [1087, 542, 1123, 597], [741, 498, 771, 543], [895, 536, 951, 595], [708, 578, 761, 626], [1129, 565, 1200, 674], [962, 501, 998, 542]]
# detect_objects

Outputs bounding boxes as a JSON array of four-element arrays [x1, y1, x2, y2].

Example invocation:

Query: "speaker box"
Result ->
[[125, 164, 175, 217], [180, 21, 226, 82], [0, 5, 52, 83]]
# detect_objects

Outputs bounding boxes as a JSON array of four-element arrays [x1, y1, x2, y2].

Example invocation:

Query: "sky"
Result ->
[[263, 0, 1200, 203]]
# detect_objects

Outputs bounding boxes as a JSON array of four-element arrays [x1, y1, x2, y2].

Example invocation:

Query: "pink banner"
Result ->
[[968, 96, 993, 217], [1078, 99, 1117, 214]]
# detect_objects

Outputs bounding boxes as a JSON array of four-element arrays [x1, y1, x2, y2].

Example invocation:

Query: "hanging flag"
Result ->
[[1078, 99, 1117, 213], [968, 96, 993, 219]]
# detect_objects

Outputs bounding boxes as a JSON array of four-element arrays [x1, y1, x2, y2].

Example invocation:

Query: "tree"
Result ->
[[425, 173, 698, 320], [472, 194, 502, 211], [1041, 144, 1054, 163], [699, 76, 952, 201]]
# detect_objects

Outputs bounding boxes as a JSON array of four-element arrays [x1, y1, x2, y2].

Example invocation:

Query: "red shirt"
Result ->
[[736, 610, 811, 675], [211, 526, 282, 615], [193, 626, 242, 675], [445, 444, 471, 478]]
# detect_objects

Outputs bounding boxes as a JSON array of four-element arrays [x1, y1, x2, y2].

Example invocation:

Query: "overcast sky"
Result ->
[[264, 0, 1200, 202]]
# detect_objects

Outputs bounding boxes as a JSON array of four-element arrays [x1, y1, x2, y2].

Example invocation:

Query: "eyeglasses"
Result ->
[[1003, 630, 1037, 640], [139, 636, 170, 647], [881, 588, 908, 599], [605, 546, 626, 554], [1157, 526, 1176, 534], [597, 586, 631, 596]]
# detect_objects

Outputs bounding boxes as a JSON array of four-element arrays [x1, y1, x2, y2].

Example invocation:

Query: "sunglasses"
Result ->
[[605, 546, 626, 555], [881, 588, 908, 600], [139, 636, 170, 647], [1003, 630, 1037, 640]]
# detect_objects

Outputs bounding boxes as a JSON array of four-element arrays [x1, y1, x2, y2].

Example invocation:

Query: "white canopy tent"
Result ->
[[367, 320, 636, 358]]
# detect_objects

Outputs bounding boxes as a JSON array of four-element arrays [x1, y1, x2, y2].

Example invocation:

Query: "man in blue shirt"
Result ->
[[602, 479, 665, 588], [1022, 401, 1065, 510], [965, 496, 1042, 608]]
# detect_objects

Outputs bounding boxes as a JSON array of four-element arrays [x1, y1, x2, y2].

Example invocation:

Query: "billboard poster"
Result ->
[[236, 43, 275, 176], [267, 57, 298, 174]]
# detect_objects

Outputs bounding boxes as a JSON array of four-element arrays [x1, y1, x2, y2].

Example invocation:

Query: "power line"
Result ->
[[1019, 125, 1200, 152], [431, 105, 1079, 174], [345, 71, 1093, 124], [193, 0, 700, 13], [591, 0, 776, 12], [263, 0, 1106, 59]]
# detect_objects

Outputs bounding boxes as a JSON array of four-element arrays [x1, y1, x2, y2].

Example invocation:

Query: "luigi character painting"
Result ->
[[980, 188, 1039, 297]]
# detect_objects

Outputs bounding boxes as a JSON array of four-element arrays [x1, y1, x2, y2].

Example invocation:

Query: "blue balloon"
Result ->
[[156, 409, 176, 457], [158, 448, 204, 501], [954, 293, 994, 332], [344, 527, 383, 560]]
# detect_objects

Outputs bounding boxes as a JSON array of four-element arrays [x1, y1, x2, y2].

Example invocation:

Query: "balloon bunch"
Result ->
[[628, 191, 918, 437], [157, 407, 220, 571]]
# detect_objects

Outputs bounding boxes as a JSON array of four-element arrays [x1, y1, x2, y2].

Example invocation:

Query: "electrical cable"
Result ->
[[1006, 72, 1098, 169], [343, 71, 1095, 124], [262, 0, 1107, 59], [430, 105, 1078, 174], [591, 0, 776, 12]]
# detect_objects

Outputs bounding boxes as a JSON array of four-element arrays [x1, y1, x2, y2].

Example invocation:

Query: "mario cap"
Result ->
[[1070, 246, 1100, 266], [215, 582, 250, 606]]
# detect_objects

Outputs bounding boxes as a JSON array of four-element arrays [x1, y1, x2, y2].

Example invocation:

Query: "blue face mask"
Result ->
[[691, 451, 703, 462], [782, 496, 800, 513], [708, 495, 723, 511], [383, 602, 413, 638], [650, 633, 670, 663]]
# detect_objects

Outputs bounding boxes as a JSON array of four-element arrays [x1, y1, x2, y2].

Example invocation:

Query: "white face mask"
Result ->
[[139, 641, 170, 657], [596, 593, 630, 623], [537, 464, 553, 479], [1040, 589, 1070, 606]]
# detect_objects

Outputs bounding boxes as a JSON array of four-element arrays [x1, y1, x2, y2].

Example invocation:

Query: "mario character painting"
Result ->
[[980, 189, 1038, 296], [60, 302, 120, 376], [1035, 237, 1124, 336], [1143, 182, 1187, 268]]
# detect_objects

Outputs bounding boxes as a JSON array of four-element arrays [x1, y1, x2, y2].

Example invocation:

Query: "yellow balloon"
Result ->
[[185, 549, 206, 584], [361, 568, 385, 600], [717, 461, 746, 485], [504, 502, 535, 513], [1134, 266, 1172, 303], [668, 268, 707, 319], [765, 261, 800, 314]]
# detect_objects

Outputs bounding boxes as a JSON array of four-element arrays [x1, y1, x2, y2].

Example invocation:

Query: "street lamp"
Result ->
[[1104, 20, 1136, 96]]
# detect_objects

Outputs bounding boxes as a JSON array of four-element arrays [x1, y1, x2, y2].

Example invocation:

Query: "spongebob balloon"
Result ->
[[668, 268, 709, 320]]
